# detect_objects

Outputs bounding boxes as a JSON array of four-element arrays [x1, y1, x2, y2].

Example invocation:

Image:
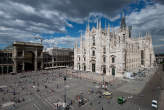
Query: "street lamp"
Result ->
[[64, 75, 67, 104]]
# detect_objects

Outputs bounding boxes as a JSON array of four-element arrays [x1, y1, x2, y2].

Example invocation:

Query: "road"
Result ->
[[133, 65, 164, 110]]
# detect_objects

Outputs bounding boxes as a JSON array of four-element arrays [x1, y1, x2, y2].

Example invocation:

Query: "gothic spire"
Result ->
[[86, 19, 90, 32], [108, 23, 110, 34], [105, 20, 107, 33], [97, 18, 99, 29], [98, 19, 101, 30], [120, 11, 126, 30], [80, 31, 83, 41]]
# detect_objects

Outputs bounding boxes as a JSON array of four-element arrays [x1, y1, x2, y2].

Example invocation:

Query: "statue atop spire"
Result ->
[[86, 19, 90, 32], [97, 18, 99, 29], [108, 23, 110, 34], [99, 20, 101, 29], [105, 20, 107, 33]]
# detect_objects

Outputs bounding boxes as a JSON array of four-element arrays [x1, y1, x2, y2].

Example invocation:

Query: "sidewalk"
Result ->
[[159, 90, 164, 110], [67, 70, 118, 83]]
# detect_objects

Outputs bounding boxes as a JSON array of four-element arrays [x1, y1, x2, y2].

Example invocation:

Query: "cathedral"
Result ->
[[74, 15, 155, 77]]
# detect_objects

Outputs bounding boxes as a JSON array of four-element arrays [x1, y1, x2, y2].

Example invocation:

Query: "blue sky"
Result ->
[[0, 0, 163, 53]]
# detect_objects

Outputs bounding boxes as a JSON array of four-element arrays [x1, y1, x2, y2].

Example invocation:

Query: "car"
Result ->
[[103, 91, 112, 96], [78, 98, 87, 107], [152, 100, 158, 109], [117, 97, 126, 104], [103, 92, 112, 99]]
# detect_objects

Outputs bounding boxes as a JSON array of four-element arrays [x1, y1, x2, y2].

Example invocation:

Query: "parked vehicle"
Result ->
[[103, 92, 112, 98], [152, 100, 158, 109], [117, 97, 126, 104]]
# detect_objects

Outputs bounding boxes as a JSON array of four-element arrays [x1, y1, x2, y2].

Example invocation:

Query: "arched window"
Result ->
[[83, 64, 86, 71], [102, 66, 106, 74], [93, 36, 95, 46], [83, 57, 86, 61], [112, 57, 115, 63], [112, 67, 115, 76], [103, 47, 106, 54], [92, 50, 95, 56], [78, 64, 80, 70], [103, 57, 106, 63], [123, 34, 125, 42], [92, 63, 95, 72]]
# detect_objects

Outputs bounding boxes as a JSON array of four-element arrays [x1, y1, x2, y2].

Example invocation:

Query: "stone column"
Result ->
[[22, 50, 25, 71], [41, 52, 43, 69], [13, 61, 17, 73], [0, 66, 1, 74], [7, 66, 9, 73], [34, 48, 38, 71], [13, 46, 17, 73], [22, 62, 25, 71], [52, 56, 54, 67], [2, 66, 3, 74]]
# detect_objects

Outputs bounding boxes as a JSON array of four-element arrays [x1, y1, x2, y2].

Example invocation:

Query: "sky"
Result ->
[[0, 0, 164, 53]]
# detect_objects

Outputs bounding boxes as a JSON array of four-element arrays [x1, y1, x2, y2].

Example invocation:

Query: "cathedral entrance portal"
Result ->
[[112, 67, 115, 76], [102, 65, 106, 74], [84, 65, 86, 71], [92, 63, 95, 72]]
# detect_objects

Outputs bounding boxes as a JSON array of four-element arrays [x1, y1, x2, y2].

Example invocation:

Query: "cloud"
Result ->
[[0, 0, 138, 49], [1, 0, 163, 52], [126, 3, 164, 53], [43, 36, 80, 48], [156, 0, 164, 4], [159, 38, 164, 41], [110, 14, 121, 21]]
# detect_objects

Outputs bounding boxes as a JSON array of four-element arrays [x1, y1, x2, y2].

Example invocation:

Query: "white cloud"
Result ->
[[43, 36, 80, 48], [127, 3, 164, 33], [109, 14, 120, 21], [127, 3, 164, 45], [9, 1, 36, 14], [159, 38, 164, 41]]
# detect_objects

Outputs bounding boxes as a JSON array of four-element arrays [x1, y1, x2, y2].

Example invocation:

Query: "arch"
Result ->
[[92, 50, 95, 56], [24, 51, 35, 71], [78, 56, 80, 61], [103, 56, 106, 63], [92, 63, 96, 72], [77, 63, 80, 70], [82, 63, 86, 71], [112, 67, 115, 76], [110, 55, 116, 63], [101, 65, 106, 74]]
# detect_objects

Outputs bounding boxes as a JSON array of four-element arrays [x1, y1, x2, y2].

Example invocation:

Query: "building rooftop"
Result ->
[[13, 41, 43, 47]]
